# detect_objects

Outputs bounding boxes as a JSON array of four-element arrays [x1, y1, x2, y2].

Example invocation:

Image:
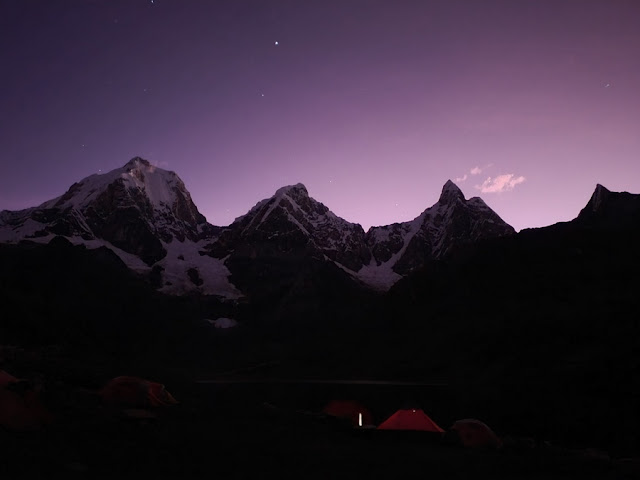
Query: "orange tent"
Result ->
[[450, 418, 502, 449], [377, 407, 444, 433], [0, 370, 52, 431], [99, 376, 179, 408], [323, 399, 374, 427]]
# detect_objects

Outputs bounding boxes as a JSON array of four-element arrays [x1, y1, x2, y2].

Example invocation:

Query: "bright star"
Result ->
[[274, 41, 278, 45]]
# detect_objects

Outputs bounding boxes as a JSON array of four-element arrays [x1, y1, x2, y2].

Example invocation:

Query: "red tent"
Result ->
[[323, 400, 374, 427], [99, 376, 179, 408], [377, 407, 444, 432]]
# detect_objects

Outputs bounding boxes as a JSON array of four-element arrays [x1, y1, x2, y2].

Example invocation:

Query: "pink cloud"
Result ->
[[476, 174, 526, 193], [456, 163, 493, 182]]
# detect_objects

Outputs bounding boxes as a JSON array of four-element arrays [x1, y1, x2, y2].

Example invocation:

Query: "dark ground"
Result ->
[[1, 355, 637, 480], [2, 222, 640, 478]]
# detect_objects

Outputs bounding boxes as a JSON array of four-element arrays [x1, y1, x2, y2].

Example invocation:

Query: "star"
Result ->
[[274, 41, 279, 46]]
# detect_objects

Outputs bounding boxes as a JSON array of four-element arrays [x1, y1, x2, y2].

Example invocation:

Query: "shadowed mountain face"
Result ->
[[576, 183, 640, 228]]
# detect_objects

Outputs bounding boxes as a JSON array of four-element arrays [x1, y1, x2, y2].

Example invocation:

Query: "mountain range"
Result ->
[[0, 157, 515, 297], [1, 157, 640, 451]]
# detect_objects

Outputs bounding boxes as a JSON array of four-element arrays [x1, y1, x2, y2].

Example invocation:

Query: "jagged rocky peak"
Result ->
[[216, 182, 370, 270], [590, 184, 610, 211], [578, 183, 612, 219], [438, 179, 465, 204], [361, 179, 516, 286], [576, 183, 640, 227], [246, 182, 333, 224]]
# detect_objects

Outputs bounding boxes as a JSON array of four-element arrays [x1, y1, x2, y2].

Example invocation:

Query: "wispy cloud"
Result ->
[[475, 174, 526, 193], [455, 163, 492, 183]]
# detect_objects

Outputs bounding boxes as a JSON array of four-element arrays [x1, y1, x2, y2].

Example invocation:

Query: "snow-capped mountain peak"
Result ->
[[357, 180, 515, 289], [40, 157, 199, 222], [0, 158, 240, 299], [212, 183, 371, 271], [123, 156, 151, 169], [438, 179, 465, 205], [274, 183, 309, 199]]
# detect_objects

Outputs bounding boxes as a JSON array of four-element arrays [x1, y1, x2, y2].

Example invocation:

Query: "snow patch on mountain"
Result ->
[[63, 235, 241, 298], [157, 240, 242, 298], [66, 236, 150, 270], [64, 235, 241, 298], [355, 213, 425, 288], [351, 260, 403, 292]]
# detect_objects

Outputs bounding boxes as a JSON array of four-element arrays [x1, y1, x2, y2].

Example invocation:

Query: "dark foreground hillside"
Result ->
[[2, 220, 640, 474], [358, 222, 640, 456], [0, 362, 631, 479]]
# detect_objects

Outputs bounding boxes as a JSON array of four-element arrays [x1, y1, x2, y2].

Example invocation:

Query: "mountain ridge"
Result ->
[[3, 157, 634, 299]]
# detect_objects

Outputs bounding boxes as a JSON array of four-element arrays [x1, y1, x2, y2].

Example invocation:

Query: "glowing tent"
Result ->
[[377, 406, 444, 433]]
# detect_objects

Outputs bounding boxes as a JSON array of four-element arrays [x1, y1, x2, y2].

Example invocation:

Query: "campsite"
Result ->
[[0, 352, 636, 479], [3, 0, 640, 475]]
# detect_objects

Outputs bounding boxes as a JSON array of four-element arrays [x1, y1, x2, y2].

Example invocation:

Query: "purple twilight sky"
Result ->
[[1, 0, 639, 232]]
